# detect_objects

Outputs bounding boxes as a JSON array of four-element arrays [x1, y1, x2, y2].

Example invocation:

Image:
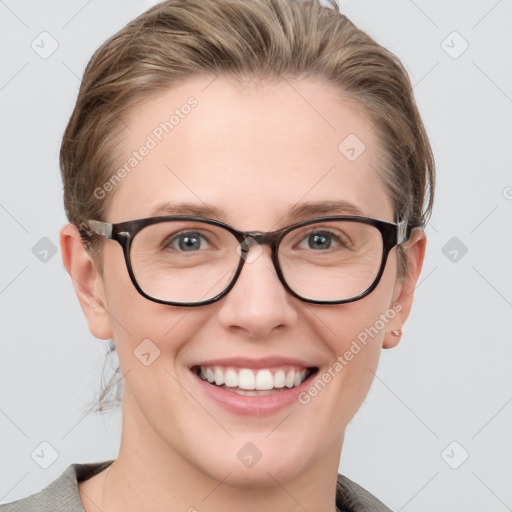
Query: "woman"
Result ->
[[1, 0, 434, 510]]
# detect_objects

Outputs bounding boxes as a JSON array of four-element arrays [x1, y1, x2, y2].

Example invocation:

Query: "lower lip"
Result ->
[[191, 370, 317, 416]]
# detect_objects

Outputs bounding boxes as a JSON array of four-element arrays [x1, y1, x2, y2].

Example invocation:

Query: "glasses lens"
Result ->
[[130, 220, 240, 303], [278, 220, 383, 302]]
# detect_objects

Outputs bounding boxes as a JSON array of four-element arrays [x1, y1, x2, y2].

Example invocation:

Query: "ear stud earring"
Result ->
[[390, 329, 402, 337]]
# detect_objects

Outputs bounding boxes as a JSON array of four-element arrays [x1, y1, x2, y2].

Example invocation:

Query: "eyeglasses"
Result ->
[[84, 215, 417, 307]]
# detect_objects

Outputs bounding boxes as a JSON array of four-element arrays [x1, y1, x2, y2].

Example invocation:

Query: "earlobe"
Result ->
[[60, 224, 113, 340], [382, 228, 427, 349]]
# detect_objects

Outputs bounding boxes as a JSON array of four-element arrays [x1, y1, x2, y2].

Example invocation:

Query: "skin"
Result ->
[[60, 75, 426, 512]]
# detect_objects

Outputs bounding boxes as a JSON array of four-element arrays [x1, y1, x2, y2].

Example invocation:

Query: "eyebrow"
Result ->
[[149, 202, 224, 218], [287, 200, 366, 218], [149, 200, 367, 221]]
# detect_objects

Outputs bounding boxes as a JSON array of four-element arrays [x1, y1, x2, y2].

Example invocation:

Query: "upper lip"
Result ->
[[190, 356, 318, 370]]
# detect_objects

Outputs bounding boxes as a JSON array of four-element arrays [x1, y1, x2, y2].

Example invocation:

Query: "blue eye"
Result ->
[[298, 230, 346, 251], [167, 231, 210, 252]]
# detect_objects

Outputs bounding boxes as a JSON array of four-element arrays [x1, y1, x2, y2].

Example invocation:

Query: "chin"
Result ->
[[193, 440, 313, 489]]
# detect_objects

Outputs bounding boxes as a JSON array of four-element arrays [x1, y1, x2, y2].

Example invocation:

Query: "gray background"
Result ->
[[1, 1, 511, 510]]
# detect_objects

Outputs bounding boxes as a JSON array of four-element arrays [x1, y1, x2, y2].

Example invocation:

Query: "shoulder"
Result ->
[[336, 473, 394, 512], [0, 460, 114, 512]]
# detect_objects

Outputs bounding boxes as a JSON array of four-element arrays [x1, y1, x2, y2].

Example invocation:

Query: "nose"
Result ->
[[216, 244, 299, 338]]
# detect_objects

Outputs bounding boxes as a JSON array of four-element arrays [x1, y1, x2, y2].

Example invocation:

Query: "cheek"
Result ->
[[306, 298, 384, 383], [299, 261, 399, 418], [106, 289, 204, 367], [104, 287, 212, 429], [100, 245, 205, 371], [308, 273, 396, 357]]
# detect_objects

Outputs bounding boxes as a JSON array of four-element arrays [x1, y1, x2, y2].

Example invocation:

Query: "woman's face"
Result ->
[[69, 76, 424, 487]]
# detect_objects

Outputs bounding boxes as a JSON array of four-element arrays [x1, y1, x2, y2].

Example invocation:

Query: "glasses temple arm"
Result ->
[[397, 220, 425, 245], [86, 220, 113, 239]]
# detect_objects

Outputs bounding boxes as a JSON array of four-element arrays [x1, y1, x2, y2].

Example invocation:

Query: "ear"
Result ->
[[382, 228, 427, 349], [60, 224, 113, 340]]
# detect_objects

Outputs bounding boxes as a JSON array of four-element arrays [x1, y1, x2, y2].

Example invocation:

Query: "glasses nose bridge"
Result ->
[[240, 231, 278, 252]]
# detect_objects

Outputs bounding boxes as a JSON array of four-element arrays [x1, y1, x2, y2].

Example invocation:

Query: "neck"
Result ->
[[97, 397, 343, 512]]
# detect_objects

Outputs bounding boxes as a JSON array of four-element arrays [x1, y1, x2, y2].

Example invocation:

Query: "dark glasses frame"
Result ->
[[84, 215, 419, 307]]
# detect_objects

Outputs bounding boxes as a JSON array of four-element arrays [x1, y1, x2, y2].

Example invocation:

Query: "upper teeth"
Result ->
[[197, 366, 309, 390]]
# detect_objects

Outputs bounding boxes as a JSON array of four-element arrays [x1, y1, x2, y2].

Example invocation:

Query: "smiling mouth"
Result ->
[[191, 365, 319, 396]]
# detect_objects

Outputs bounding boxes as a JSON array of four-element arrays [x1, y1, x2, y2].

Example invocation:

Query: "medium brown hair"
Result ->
[[61, 0, 435, 412]]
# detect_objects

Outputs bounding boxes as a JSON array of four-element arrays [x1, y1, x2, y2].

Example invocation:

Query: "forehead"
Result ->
[[107, 75, 393, 228]]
